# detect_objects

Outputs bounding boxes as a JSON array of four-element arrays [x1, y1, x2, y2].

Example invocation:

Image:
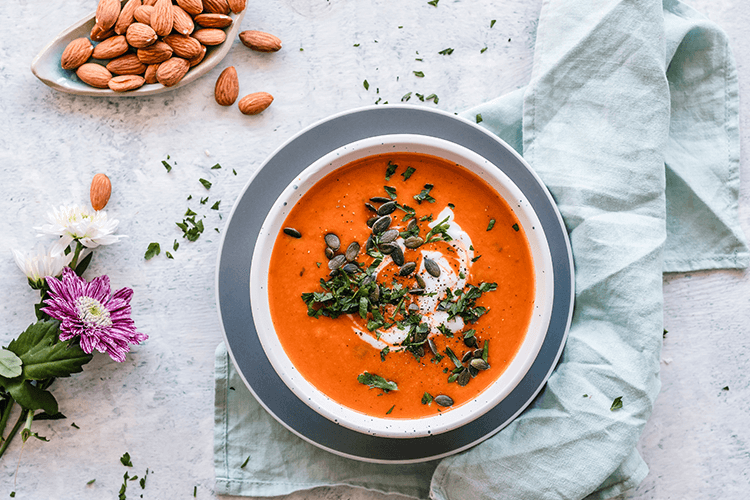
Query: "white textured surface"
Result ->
[[0, 0, 748, 499]]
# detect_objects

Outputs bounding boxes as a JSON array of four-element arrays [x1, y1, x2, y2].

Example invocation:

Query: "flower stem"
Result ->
[[21, 410, 34, 443], [69, 241, 84, 270], [0, 398, 14, 443], [0, 409, 25, 460]]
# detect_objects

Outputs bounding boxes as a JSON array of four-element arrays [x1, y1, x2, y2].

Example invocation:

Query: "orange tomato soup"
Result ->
[[267, 153, 534, 418]]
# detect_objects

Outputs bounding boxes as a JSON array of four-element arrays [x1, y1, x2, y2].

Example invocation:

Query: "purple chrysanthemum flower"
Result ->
[[41, 267, 147, 362]]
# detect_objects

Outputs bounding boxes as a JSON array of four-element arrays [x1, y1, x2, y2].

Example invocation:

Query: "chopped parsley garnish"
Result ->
[[421, 392, 433, 405], [87, 479, 96, 485], [413, 70, 425, 78], [490, 19, 496, 28], [385, 161, 398, 180], [448, 203, 455, 209], [233, 168, 237, 175], [211, 201, 221, 210], [722, 386, 730, 391], [354, 43, 360, 47], [401, 92, 412, 102], [512, 223, 520, 231], [173, 239, 179, 251], [384, 185, 398, 199], [476, 113, 483, 124], [480, 47, 488, 54], [165, 251, 174, 259], [380, 346, 390, 361], [144, 243, 160, 261], [176, 216, 205, 242], [471, 255, 482, 263], [402, 166, 416, 180], [438, 48, 454, 55], [200, 196, 208, 205], [413, 184, 436, 204], [199, 178, 212, 190], [363, 79, 370, 90], [487, 218, 496, 231], [185, 208, 197, 216], [424, 216, 452, 243], [120, 452, 133, 467], [386, 405, 395, 415], [162, 160, 172, 172], [240, 456, 250, 468], [357, 372, 398, 392], [610, 396, 623, 411], [426, 93, 439, 103], [427, 0, 439, 6], [211, 163, 221, 169]]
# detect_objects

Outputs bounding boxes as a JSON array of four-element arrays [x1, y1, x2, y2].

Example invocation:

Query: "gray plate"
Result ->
[[216, 105, 574, 463]]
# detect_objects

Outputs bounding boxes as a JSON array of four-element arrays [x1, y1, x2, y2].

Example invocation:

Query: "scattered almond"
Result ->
[[214, 66, 239, 106], [76, 63, 113, 88], [144, 63, 160, 84], [96, 0, 121, 31], [61, 38, 93, 70], [126, 22, 158, 48], [151, 0, 174, 37], [177, 0, 204, 15], [193, 28, 226, 46], [133, 4, 154, 24], [193, 13, 232, 28], [90, 23, 115, 42], [172, 5, 195, 35], [238, 92, 274, 115], [156, 57, 190, 86], [114, 0, 141, 35], [202, 0, 230, 15], [239, 30, 282, 52], [92, 35, 129, 60], [108, 74, 146, 92], [137, 41, 174, 64], [143, 0, 158, 6], [106, 53, 147, 75], [163, 34, 202, 59], [188, 45, 207, 67], [90, 173, 112, 211], [227, 0, 246, 14]]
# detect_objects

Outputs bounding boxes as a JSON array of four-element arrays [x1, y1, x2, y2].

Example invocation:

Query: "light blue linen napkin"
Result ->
[[214, 1, 748, 499]]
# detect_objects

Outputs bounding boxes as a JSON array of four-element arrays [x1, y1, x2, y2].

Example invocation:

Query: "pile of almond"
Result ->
[[60, 0, 246, 92]]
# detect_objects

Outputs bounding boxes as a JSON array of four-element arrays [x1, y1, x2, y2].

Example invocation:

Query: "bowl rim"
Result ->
[[249, 133, 555, 438]]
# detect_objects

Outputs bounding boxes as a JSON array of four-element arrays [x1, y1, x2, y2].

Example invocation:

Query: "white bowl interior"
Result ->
[[250, 134, 554, 438]]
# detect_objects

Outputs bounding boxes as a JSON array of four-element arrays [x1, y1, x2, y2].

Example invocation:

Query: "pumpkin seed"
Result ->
[[424, 257, 440, 277], [362, 274, 375, 286], [380, 229, 400, 243], [365, 235, 376, 252], [403, 236, 424, 249], [463, 335, 477, 348], [372, 215, 391, 234], [379, 242, 397, 254], [366, 217, 378, 228], [324, 233, 340, 250], [399, 262, 416, 276], [325, 247, 335, 259], [457, 368, 471, 386], [283, 227, 302, 238], [470, 358, 490, 371], [468, 364, 479, 378], [435, 395, 454, 407], [328, 254, 346, 270], [377, 201, 398, 216], [415, 275, 426, 288], [345, 241, 360, 261], [409, 288, 425, 295], [473, 349, 484, 358], [428, 338, 438, 356], [342, 262, 360, 274], [365, 202, 378, 213], [391, 246, 405, 266], [416, 346, 425, 357], [370, 196, 391, 203], [407, 218, 418, 233], [461, 351, 473, 363], [370, 284, 380, 302]]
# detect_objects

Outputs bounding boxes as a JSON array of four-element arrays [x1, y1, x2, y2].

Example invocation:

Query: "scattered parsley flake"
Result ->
[[193, 486, 197, 497], [385, 161, 398, 180], [415, 57, 423, 61], [386, 405, 395, 415], [384, 186, 397, 199], [610, 396, 623, 411], [354, 43, 360, 47], [199, 178, 212, 190], [427, 0, 439, 6], [187, 194, 192, 200], [413, 70, 425, 77], [185, 208, 197, 216], [10, 493, 15, 498], [471, 255, 482, 263], [481, 47, 488, 53], [583, 394, 588, 398], [402, 166, 416, 180], [87, 479, 96, 485], [162, 160, 172, 172], [214, 228, 220, 233], [413, 184, 436, 204], [448, 203, 455, 209], [173, 239, 179, 251], [120, 452, 133, 467], [357, 372, 398, 392], [144, 242, 160, 261], [71, 422, 80, 429], [211, 201, 221, 210], [476, 113, 483, 124], [421, 392, 433, 405], [438, 48, 454, 55], [140, 469, 148, 489], [165, 251, 174, 259], [211, 163, 221, 169], [316, 262, 321, 268], [512, 223, 520, 231], [401, 92, 412, 102], [490, 19, 496, 28], [240, 456, 250, 468], [426, 93, 438, 103], [200, 196, 208, 205], [487, 218, 496, 231], [722, 386, 730, 391], [415, 92, 425, 101], [363, 79, 370, 90], [233, 168, 237, 175]]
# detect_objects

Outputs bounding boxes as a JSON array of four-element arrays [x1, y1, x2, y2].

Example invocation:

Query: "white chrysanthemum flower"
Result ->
[[35, 205, 125, 256], [12, 243, 75, 285]]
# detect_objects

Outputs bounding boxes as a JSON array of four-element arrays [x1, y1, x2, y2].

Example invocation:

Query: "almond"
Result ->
[[108, 74, 146, 92], [90, 173, 112, 211], [214, 66, 239, 106], [188, 45, 206, 67], [106, 53, 147, 75], [144, 63, 160, 84], [90, 23, 115, 42], [193, 13, 232, 28], [96, 0, 121, 31], [143, 0, 157, 6], [133, 4, 153, 24], [193, 28, 226, 46], [238, 92, 273, 115], [92, 35, 129, 60], [137, 41, 173, 64], [172, 5, 195, 35], [151, 0, 174, 37], [156, 57, 190, 86], [202, 0, 230, 15], [114, 0, 141, 35], [126, 22, 158, 48], [61, 38, 93, 70], [239, 31, 282, 52], [227, 0, 246, 14], [177, 0, 203, 15], [163, 34, 202, 59], [76, 63, 112, 88]]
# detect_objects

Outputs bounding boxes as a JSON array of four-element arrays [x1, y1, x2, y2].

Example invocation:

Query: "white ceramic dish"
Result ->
[[31, 0, 246, 97], [249, 133, 555, 439]]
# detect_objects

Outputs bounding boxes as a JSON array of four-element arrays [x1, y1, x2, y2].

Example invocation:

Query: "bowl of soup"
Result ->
[[250, 134, 554, 438]]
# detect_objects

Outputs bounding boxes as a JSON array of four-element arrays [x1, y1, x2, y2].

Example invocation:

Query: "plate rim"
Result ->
[[215, 104, 575, 464]]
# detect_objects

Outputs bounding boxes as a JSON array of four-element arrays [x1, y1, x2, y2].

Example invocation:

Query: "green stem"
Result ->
[[69, 241, 84, 270], [0, 398, 13, 443], [21, 410, 34, 443], [0, 410, 25, 460]]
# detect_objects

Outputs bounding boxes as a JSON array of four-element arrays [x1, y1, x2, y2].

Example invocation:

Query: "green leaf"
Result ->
[[486, 218, 496, 231], [402, 166, 416, 181], [386, 405, 395, 415], [144, 242, 160, 260], [240, 455, 250, 468], [162, 160, 172, 173], [75, 251, 94, 276], [0, 349, 22, 378], [120, 452, 133, 467], [363, 79, 370, 90], [1, 379, 58, 414], [476, 113, 483, 124], [199, 178, 212, 190], [357, 372, 398, 391], [421, 392, 433, 405], [211, 163, 222, 169], [610, 396, 623, 411], [413, 70, 425, 77], [385, 161, 398, 180]]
